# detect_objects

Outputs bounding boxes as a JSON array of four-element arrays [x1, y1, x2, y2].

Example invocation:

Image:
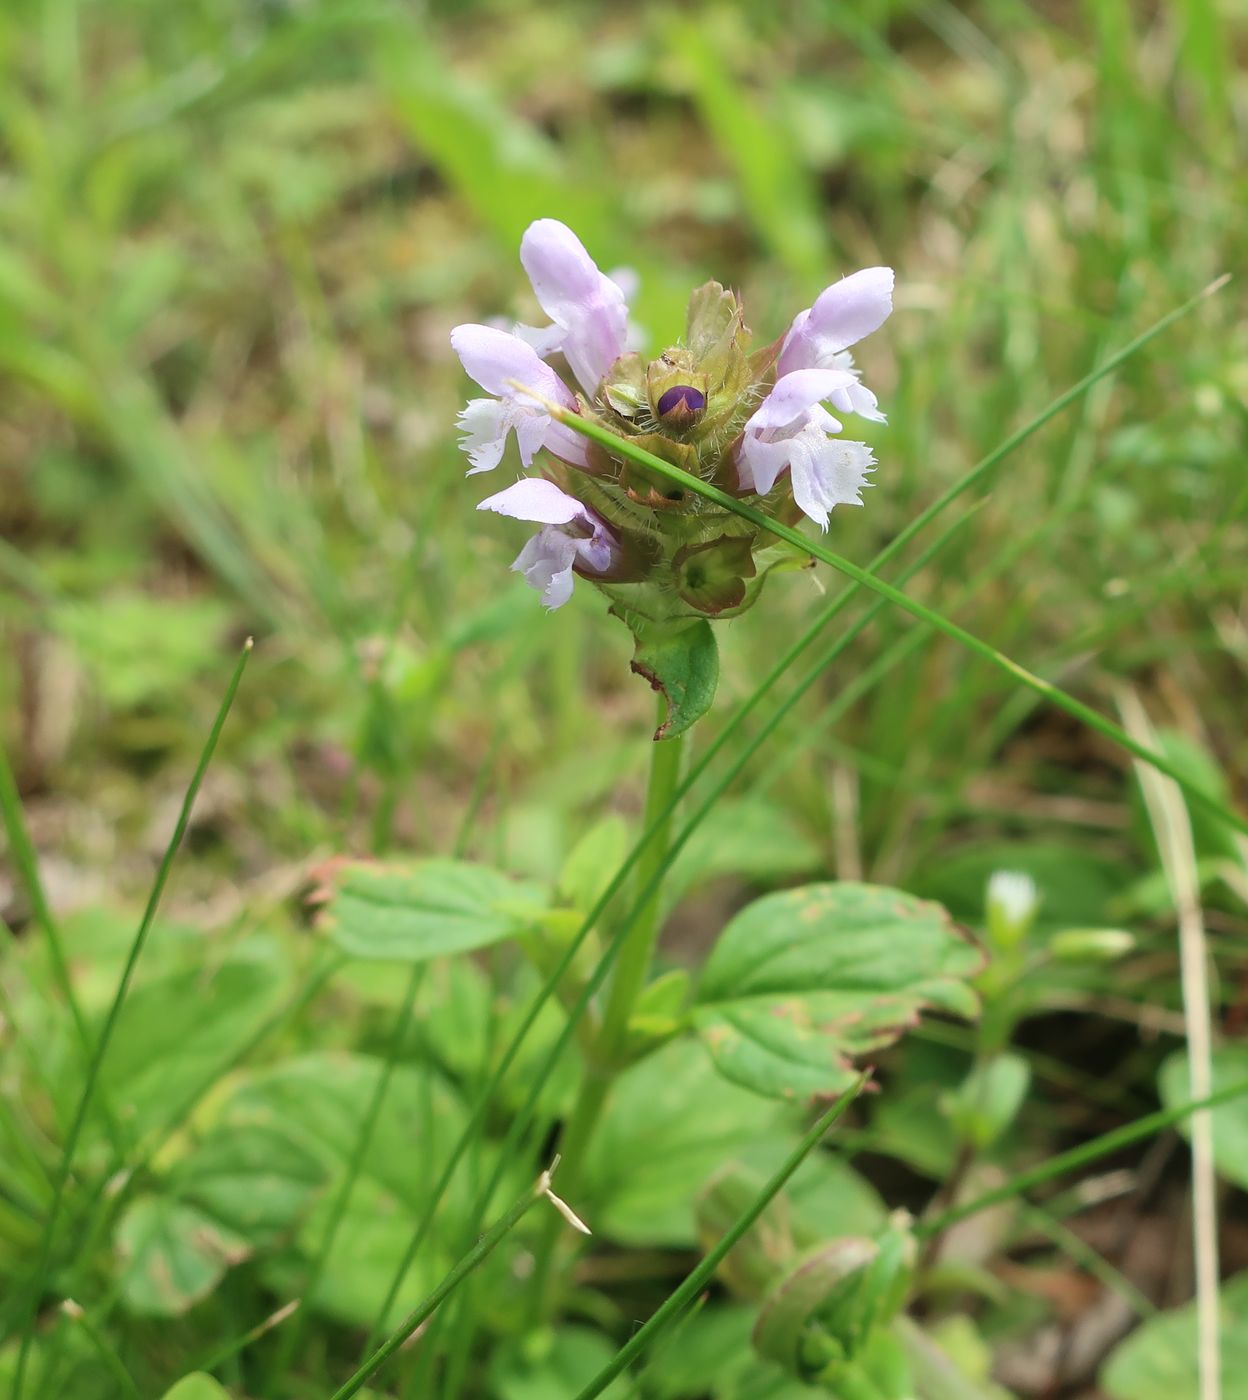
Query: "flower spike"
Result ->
[[453, 218, 894, 617]]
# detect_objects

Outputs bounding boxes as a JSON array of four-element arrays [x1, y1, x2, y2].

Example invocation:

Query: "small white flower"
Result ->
[[986, 870, 1040, 949]]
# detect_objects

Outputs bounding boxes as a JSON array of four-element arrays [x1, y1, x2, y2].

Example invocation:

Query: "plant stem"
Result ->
[[529, 696, 685, 1320], [599, 702, 686, 1059]]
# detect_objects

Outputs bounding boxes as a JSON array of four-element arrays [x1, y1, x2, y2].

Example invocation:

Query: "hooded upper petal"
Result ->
[[520, 219, 630, 397], [450, 324, 589, 471], [778, 267, 894, 377], [451, 323, 576, 407]]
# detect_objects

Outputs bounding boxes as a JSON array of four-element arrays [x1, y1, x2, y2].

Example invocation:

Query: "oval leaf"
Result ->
[[320, 858, 544, 961], [693, 883, 981, 1100]]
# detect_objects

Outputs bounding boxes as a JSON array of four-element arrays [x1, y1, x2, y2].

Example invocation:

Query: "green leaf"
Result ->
[[583, 1038, 782, 1246], [630, 619, 719, 741], [693, 883, 981, 1100], [115, 1196, 250, 1317], [158, 1377, 232, 1400], [558, 815, 630, 914], [217, 1052, 508, 1328], [99, 957, 284, 1144], [321, 858, 545, 961], [1159, 1046, 1248, 1190], [172, 1122, 325, 1244], [1102, 1272, 1248, 1400]]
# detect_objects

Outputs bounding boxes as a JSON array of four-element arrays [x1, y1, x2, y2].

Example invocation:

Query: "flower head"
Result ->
[[452, 219, 894, 621]]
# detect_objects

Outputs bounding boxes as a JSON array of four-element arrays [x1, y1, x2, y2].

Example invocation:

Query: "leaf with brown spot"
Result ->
[[692, 882, 982, 1100], [115, 1197, 250, 1318]]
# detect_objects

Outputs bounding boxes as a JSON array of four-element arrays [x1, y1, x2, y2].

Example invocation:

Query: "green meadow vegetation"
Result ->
[[1, 1, 1246, 1397]]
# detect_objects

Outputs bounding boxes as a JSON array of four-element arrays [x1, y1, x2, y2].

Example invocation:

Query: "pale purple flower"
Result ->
[[477, 477, 618, 610], [736, 367, 875, 532], [517, 219, 630, 396], [777, 267, 894, 423], [450, 324, 590, 475]]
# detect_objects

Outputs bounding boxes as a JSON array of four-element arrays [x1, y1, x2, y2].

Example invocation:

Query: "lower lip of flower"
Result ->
[[656, 385, 707, 420]]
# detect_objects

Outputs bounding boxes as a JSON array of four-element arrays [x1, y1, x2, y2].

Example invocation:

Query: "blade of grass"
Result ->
[[919, 1077, 1248, 1238], [0, 748, 125, 1156], [570, 1081, 866, 1400], [358, 280, 1223, 1350], [326, 1166, 569, 1400], [190, 1299, 301, 1378], [1119, 688, 1220, 1400], [9, 638, 254, 1400]]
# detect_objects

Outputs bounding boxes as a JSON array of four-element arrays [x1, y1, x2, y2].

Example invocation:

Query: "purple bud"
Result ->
[[657, 384, 706, 422]]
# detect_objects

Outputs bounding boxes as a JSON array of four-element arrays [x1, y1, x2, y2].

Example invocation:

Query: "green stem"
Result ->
[[599, 703, 686, 1059], [528, 698, 686, 1320]]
